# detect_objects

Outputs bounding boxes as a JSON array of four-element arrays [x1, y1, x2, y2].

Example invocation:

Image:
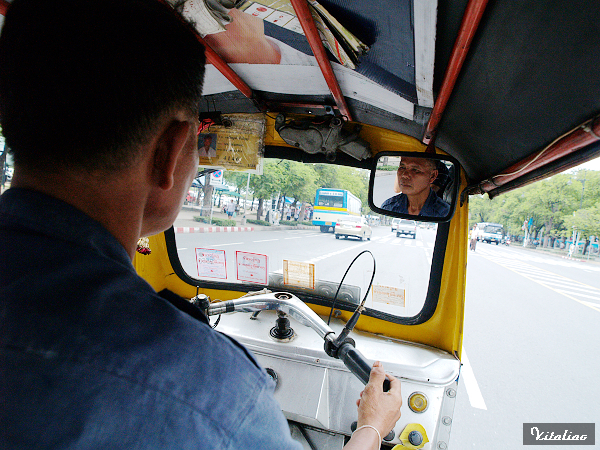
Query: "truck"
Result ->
[[474, 222, 504, 245]]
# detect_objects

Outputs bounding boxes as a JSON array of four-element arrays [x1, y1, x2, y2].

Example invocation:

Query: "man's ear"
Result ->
[[429, 169, 438, 184], [153, 120, 194, 191]]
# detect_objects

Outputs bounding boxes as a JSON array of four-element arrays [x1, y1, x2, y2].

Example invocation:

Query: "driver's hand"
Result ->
[[355, 361, 402, 437]]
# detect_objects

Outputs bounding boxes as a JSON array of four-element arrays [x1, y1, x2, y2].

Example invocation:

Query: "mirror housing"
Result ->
[[368, 152, 459, 222]]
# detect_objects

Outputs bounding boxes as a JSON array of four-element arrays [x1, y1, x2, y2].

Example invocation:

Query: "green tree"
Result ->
[[248, 160, 287, 220]]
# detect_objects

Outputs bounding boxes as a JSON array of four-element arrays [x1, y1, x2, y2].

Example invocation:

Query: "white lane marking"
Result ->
[[555, 290, 600, 302], [580, 301, 600, 312], [253, 239, 279, 243], [479, 254, 600, 313], [210, 242, 243, 247], [461, 348, 487, 410], [177, 248, 188, 251], [424, 248, 433, 266], [306, 241, 369, 264], [539, 281, 600, 295]]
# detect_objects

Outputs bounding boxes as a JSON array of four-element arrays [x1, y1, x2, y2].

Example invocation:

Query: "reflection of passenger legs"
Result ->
[[470, 238, 477, 251]]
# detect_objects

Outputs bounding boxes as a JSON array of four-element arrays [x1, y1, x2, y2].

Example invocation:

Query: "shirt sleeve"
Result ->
[[224, 381, 303, 450]]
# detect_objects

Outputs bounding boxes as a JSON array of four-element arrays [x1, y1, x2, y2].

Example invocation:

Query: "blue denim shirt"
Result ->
[[0, 188, 301, 450], [381, 188, 450, 217]]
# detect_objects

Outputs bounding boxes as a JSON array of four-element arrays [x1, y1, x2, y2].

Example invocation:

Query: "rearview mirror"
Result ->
[[368, 152, 458, 222]]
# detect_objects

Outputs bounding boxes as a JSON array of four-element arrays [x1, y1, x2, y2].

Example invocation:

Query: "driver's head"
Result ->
[[396, 156, 438, 197], [0, 0, 205, 172]]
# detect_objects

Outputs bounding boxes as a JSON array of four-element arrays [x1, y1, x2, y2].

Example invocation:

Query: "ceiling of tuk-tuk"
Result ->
[[196, 0, 600, 196], [1, 0, 598, 196]]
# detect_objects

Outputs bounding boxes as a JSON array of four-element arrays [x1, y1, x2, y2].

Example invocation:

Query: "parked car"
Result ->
[[396, 219, 417, 239], [335, 216, 372, 241], [391, 218, 401, 232]]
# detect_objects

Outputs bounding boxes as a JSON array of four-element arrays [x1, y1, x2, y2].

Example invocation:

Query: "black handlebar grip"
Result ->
[[338, 343, 391, 392]]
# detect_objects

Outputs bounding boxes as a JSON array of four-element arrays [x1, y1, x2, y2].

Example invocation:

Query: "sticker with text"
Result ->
[[195, 248, 227, 279], [236, 251, 268, 284], [523, 423, 595, 445]]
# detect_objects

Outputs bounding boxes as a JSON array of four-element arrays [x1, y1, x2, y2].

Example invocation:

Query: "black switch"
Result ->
[[408, 430, 423, 446]]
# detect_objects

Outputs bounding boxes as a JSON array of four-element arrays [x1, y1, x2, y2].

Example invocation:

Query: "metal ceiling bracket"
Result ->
[[422, 0, 489, 144], [199, 36, 254, 100], [290, 0, 353, 121]]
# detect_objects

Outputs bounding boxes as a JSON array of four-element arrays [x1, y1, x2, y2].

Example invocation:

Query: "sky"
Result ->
[[568, 156, 600, 173]]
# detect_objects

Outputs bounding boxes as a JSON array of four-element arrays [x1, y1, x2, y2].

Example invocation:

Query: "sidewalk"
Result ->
[[175, 205, 317, 233]]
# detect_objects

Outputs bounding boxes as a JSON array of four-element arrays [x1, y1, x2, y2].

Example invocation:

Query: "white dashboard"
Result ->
[[214, 307, 461, 449]]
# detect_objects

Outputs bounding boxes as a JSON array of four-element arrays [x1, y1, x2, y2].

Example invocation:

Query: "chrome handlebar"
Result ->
[[207, 292, 334, 340], [206, 291, 388, 389]]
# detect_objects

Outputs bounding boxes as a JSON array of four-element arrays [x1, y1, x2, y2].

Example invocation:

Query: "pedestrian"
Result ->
[[227, 199, 235, 218], [469, 227, 477, 251]]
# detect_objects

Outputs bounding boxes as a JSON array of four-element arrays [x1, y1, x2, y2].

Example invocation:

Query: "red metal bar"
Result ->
[[0, 0, 10, 16], [479, 117, 600, 193], [422, 0, 488, 144], [197, 35, 254, 99], [156, 0, 254, 99], [290, 0, 352, 121]]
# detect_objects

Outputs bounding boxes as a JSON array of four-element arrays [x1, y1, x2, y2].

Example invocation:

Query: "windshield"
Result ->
[[172, 158, 440, 319], [317, 194, 344, 208], [484, 225, 503, 234]]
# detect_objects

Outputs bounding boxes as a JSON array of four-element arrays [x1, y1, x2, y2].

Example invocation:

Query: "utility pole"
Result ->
[[579, 170, 586, 209]]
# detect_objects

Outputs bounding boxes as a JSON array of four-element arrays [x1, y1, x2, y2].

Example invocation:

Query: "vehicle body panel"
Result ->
[[396, 219, 417, 239], [334, 216, 372, 240]]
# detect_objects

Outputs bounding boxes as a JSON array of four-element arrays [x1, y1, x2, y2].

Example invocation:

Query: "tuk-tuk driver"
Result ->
[[0, 1, 402, 449], [382, 156, 450, 217]]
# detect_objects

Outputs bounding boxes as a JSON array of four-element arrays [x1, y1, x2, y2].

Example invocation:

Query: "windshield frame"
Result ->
[[165, 176, 451, 326]]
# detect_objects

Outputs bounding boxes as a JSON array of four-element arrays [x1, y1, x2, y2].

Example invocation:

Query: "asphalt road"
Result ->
[[452, 243, 600, 449]]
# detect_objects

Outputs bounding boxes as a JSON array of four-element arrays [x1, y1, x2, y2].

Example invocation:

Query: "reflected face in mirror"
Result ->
[[380, 156, 451, 218]]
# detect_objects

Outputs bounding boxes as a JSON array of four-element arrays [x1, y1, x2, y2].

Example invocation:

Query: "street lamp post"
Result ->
[[241, 173, 250, 226]]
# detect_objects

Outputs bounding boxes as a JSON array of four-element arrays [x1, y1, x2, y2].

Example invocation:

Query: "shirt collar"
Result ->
[[0, 187, 132, 267]]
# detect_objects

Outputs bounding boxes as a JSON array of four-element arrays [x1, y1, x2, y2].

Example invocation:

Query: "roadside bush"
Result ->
[[279, 220, 298, 226], [194, 216, 236, 227], [247, 219, 271, 226], [279, 220, 315, 226]]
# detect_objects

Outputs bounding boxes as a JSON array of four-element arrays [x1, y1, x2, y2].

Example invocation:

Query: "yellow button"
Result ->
[[408, 392, 428, 413]]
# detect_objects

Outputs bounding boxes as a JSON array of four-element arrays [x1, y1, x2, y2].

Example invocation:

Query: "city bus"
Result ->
[[312, 188, 361, 233], [2, 1, 599, 449]]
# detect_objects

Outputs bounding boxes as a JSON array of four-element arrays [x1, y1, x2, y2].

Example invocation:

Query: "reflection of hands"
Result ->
[[204, 9, 281, 64], [356, 361, 402, 437]]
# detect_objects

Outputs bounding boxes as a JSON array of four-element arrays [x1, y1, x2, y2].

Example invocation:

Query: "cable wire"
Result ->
[[327, 250, 376, 326]]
